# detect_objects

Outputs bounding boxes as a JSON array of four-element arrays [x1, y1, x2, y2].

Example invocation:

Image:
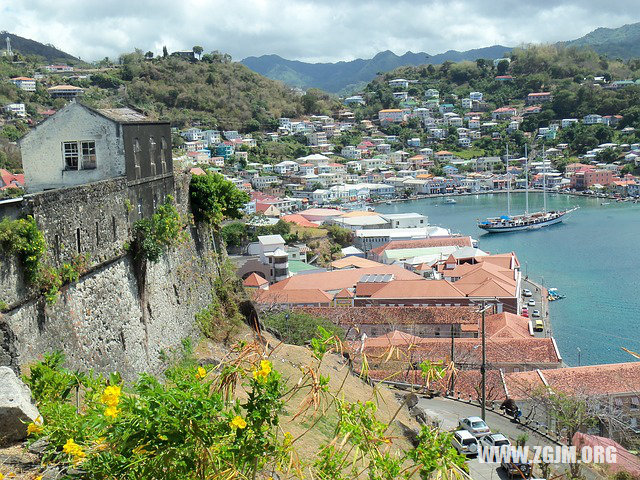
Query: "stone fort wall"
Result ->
[[0, 172, 217, 378]]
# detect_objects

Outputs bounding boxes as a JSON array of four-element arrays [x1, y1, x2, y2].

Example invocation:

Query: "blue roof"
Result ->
[[500, 215, 510, 220]]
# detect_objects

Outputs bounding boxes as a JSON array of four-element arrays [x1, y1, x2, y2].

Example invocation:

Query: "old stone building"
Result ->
[[16, 102, 176, 265]]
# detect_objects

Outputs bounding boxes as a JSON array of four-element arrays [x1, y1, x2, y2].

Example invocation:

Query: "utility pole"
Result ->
[[478, 300, 491, 421], [450, 331, 455, 393]]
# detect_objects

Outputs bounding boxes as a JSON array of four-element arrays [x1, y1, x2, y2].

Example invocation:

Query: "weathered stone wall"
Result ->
[[0, 222, 215, 378], [0, 172, 218, 379]]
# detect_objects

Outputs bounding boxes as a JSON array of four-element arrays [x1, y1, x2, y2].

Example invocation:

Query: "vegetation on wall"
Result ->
[[189, 173, 250, 227], [131, 196, 188, 262], [196, 258, 246, 344], [0, 216, 89, 304]]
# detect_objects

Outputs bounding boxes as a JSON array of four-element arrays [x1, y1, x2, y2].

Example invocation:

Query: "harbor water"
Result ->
[[375, 193, 640, 366]]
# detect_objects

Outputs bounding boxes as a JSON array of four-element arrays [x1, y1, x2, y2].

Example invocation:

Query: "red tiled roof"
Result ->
[[269, 265, 422, 292], [243, 273, 268, 287], [0, 169, 25, 189], [368, 279, 467, 299], [505, 362, 640, 400], [297, 306, 480, 326], [334, 288, 354, 299], [253, 288, 333, 305], [369, 236, 473, 257], [353, 336, 561, 367], [281, 214, 319, 228]]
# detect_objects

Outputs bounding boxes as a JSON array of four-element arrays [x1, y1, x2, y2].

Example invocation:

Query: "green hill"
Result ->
[[1, 31, 83, 64], [562, 22, 640, 60]]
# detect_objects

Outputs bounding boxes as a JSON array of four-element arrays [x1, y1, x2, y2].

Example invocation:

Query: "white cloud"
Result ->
[[2, 0, 639, 62]]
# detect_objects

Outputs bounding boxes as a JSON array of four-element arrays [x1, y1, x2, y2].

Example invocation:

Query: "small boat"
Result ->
[[601, 202, 610, 205], [385, 200, 392, 205], [548, 288, 566, 301], [444, 198, 457, 204]]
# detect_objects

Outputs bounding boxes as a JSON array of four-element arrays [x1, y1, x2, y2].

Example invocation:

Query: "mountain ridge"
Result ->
[[241, 45, 511, 94], [562, 22, 640, 60]]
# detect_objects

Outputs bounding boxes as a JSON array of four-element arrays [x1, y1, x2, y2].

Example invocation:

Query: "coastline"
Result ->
[[369, 189, 634, 205]]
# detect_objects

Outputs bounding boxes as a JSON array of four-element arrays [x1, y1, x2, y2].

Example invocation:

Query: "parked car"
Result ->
[[534, 319, 544, 332], [528, 299, 536, 306], [522, 311, 529, 318], [522, 289, 533, 297], [451, 429, 479, 456], [458, 416, 491, 437], [480, 433, 511, 449], [502, 459, 532, 479], [532, 310, 541, 318]]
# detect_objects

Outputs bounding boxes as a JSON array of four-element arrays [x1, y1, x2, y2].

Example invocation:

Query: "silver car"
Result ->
[[451, 429, 479, 456], [459, 416, 491, 437]]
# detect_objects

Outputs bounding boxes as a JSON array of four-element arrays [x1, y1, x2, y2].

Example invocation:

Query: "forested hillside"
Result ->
[[359, 45, 640, 128], [1, 31, 83, 64]]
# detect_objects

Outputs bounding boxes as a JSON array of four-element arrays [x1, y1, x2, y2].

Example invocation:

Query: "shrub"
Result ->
[[132, 196, 188, 262], [24, 341, 467, 480], [189, 173, 250, 226], [0, 215, 46, 284], [262, 311, 345, 346]]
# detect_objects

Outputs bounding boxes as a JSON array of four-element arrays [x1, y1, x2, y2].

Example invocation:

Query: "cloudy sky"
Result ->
[[2, 1, 639, 63]]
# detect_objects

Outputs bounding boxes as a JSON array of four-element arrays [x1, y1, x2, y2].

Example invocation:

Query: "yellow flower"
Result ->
[[229, 415, 247, 430], [101, 385, 121, 407], [36, 477, 43, 480], [0, 474, 4, 480], [104, 406, 119, 419], [195, 366, 207, 380], [27, 422, 43, 436], [252, 360, 272, 381], [62, 438, 85, 464]]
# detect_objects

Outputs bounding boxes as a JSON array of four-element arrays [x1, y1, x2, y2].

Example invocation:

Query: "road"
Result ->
[[417, 396, 605, 480], [418, 396, 553, 480], [522, 278, 549, 338]]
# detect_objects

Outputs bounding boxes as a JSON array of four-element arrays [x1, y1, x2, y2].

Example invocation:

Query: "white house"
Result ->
[[561, 118, 579, 128], [583, 114, 603, 125], [341, 145, 362, 160], [274, 160, 299, 175], [10, 77, 36, 92], [201, 130, 221, 145], [425, 89, 439, 99], [389, 78, 409, 89], [380, 213, 427, 229], [19, 102, 172, 194], [378, 109, 405, 123], [182, 128, 203, 142], [469, 92, 483, 101], [4, 103, 26, 117], [461, 98, 473, 109]]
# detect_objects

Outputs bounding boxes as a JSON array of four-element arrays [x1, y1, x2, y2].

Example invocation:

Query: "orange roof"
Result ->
[[189, 167, 206, 176], [331, 256, 383, 269], [435, 150, 453, 155], [334, 288, 354, 299], [368, 279, 466, 299], [353, 336, 561, 366], [47, 84, 83, 90], [253, 288, 332, 305], [243, 273, 268, 287], [12, 76, 35, 81], [281, 214, 319, 228], [270, 266, 422, 292], [505, 362, 640, 400], [369, 237, 473, 257], [298, 306, 479, 326], [485, 312, 531, 338]]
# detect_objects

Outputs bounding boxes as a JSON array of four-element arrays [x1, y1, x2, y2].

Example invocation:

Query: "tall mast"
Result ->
[[506, 143, 510, 216], [525, 144, 529, 215], [542, 144, 547, 213]]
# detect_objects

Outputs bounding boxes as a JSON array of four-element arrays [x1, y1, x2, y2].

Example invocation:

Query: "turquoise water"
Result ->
[[375, 193, 640, 366]]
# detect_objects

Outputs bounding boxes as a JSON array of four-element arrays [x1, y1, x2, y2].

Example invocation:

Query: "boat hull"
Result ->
[[478, 212, 567, 233]]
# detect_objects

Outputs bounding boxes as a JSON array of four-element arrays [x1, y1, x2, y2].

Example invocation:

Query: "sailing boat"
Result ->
[[477, 144, 578, 233]]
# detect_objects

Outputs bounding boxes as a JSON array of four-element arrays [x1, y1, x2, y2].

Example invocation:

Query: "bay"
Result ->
[[375, 193, 640, 366]]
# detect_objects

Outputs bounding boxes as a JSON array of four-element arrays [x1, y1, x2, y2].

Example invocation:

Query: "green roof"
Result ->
[[288, 260, 322, 274]]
